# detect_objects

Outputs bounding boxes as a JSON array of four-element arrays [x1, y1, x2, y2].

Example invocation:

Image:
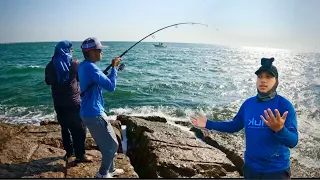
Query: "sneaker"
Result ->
[[94, 172, 112, 178], [109, 168, 124, 176]]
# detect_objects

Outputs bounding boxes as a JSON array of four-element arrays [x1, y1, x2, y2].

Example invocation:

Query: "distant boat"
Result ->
[[153, 42, 166, 48]]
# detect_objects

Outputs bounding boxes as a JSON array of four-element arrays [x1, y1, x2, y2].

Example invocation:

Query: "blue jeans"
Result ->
[[82, 114, 118, 175]]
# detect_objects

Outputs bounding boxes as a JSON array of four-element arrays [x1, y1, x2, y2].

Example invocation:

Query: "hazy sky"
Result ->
[[0, 0, 319, 51]]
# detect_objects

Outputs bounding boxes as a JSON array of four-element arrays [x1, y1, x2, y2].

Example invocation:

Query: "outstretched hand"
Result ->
[[260, 108, 288, 132], [190, 112, 208, 128]]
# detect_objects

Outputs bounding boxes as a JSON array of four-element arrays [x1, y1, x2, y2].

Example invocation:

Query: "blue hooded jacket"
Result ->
[[52, 40, 73, 83]]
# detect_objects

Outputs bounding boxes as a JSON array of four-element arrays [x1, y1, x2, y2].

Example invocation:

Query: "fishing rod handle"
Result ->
[[103, 64, 112, 74], [103, 56, 123, 74]]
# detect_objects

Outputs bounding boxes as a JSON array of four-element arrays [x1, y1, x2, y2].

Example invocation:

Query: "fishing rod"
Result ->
[[103, 22, 208, 74], [80, 22, 208, 97]]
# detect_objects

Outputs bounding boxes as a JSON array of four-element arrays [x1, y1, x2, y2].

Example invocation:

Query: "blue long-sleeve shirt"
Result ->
[[78, 60, 117, 118], [205, 95, 298, 173]]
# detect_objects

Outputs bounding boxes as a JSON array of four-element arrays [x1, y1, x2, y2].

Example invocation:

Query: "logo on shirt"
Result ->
[[247, 118, 267, 129]]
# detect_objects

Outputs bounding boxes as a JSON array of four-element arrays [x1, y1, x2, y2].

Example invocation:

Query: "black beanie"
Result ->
[[255, 57, 278, 78]]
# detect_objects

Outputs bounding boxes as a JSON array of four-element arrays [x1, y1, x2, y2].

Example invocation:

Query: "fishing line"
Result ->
[[103, 22, 208, 73], [80, 22, 208, 97]]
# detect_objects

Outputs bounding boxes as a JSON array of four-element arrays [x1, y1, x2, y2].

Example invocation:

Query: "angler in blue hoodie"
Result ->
[[45, 40, 92, 163], [190, 58, 298, 179], [78, 37, 123, 178]]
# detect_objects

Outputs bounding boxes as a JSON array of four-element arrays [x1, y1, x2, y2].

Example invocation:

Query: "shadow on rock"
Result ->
[[0, 156, 66, 178]]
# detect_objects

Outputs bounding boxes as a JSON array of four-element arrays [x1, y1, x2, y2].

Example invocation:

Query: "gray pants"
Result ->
[[82, 114, 118, 175]]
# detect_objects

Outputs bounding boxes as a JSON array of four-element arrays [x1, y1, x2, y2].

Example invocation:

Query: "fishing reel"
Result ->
[[103, 63, 125, 75], [118, 63, 125, 71]]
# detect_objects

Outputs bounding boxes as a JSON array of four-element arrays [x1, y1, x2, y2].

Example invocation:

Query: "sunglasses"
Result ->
[[95, 49, 102, 53]]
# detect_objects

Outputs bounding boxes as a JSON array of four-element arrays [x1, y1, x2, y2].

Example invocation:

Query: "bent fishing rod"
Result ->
[[81, 22, 208, 97], [103, 22, 208, 73]]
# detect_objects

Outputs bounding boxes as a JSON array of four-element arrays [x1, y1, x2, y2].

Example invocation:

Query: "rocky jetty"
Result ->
[[0, 116, 319, 178], [0, 120, 138, 178]]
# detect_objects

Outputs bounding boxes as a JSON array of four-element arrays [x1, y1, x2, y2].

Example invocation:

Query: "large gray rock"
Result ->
[[190, 127, 245, 175], [118, 115, 241, 178]]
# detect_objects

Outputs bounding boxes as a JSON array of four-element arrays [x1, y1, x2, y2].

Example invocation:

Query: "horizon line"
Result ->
[[0, 41, 318, 53], [0, 40, 234, 48], [0, 40, 219, 44]]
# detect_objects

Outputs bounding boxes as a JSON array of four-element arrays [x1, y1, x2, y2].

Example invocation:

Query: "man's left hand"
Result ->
[[260, 108, 288, 132]]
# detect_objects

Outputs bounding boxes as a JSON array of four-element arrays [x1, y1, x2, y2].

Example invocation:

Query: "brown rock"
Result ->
[[124, 116, 240, 178], [0, 122, 138, 178], [190, 126, 245, 175], [0, 123, 27, 151], [135, 116, 167, 123], [40, 120, 59, 126], [174, 121, 193, 128], [110, 120, 122, 134], [30, 120, 123, 153], [41, 150, 138, 178], [0, 137, 39, 178], [190, 126, 320, 178], [290, 157, 320, 178], [116, 115, 130, 125], [117, 115, 167, 124]]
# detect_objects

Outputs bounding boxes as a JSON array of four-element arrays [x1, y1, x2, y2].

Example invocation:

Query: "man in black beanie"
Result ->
[[191, 57, 298, 179], [255, 57, 279, 102]]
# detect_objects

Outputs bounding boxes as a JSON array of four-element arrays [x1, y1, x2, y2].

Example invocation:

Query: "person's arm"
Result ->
[[273, 104, 298, 148], [92, 67, 117, 92], [205, 103, 245, 133]]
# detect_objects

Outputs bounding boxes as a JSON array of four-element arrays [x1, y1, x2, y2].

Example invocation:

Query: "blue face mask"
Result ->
[[255, 57, 279, 102], [257, 78, 278, 102], [52, 40, 73, 83]]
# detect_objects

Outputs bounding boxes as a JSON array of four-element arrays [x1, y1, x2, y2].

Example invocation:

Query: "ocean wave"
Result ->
[[14, 64, 44, 69], [0, 104, 237, 124], [27, 65, 43, 68], [0, 105, 55, 125], [4, 65, 44, 75]]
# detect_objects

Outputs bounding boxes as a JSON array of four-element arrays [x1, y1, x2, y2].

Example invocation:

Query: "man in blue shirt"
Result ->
[[78, 37, 123, 178], [190, 58, 298, 179]]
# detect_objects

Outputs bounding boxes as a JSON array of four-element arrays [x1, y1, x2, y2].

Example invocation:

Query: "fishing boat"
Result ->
[[153, 42, 166, 48]]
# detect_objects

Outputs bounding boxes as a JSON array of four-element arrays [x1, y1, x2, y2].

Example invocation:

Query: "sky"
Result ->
[[0, 0, 319, 51]]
